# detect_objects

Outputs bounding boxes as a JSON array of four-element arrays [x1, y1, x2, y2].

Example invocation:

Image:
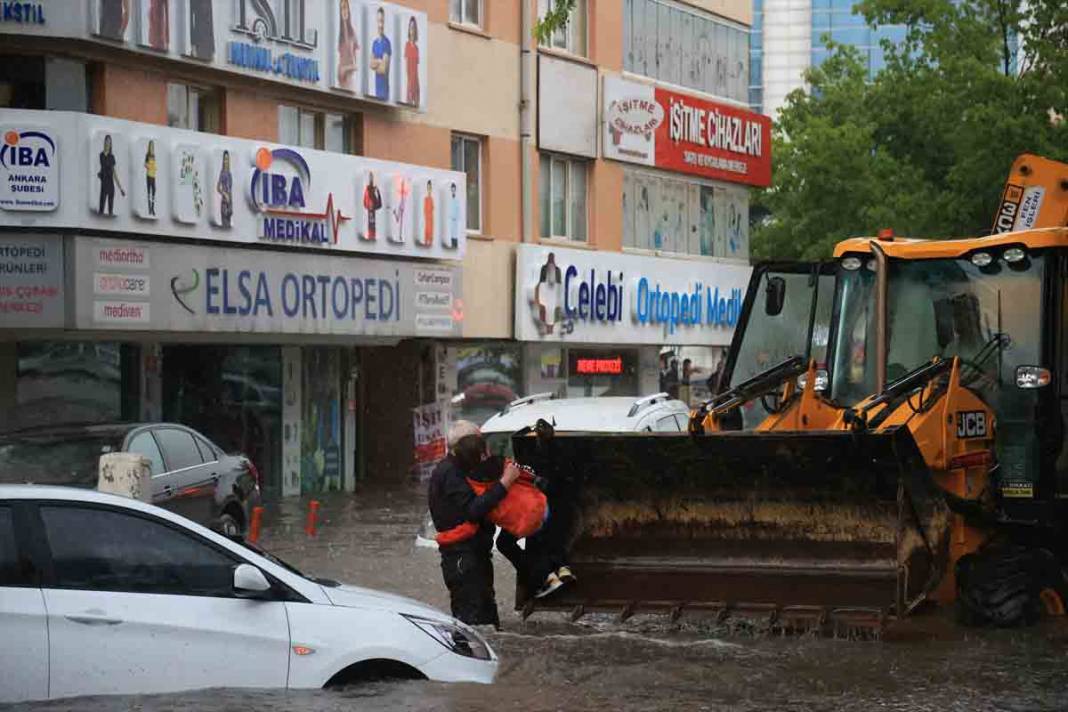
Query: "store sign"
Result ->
[[0, 1, 45, 25], [516, 244, 751, 346], [603, 75, 772, 188], [0, 126, 58, 211], [0, 110, 466, 260], [72, 237, 463, 338], [0, 233, 63, 328], [228, 0, 320, 83], [574, 357, 624, 375], [6, 1, 426, 110]]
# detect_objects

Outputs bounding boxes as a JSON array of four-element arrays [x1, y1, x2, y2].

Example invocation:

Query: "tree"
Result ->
[[534, 0, 577, 44], [752, 0, 1068, 260]]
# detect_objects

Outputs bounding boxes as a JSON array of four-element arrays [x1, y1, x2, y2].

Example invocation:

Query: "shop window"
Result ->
[[539, 153, 587, 242], [450, 134, 482, 233], [166, 82, 220, 133], [622, 167, 749, 260], [278, 105, 356, 153], [12, 342, 139, 432], [657, 346, 727, 406], [0, 55, 45, 109], [446, 344, 522, 426], [449, 0, 482, 29], [162, 345, 282, 495], [538, 0, 588, 57]]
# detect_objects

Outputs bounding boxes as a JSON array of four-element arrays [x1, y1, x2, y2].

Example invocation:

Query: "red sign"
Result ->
[[654, 87, 772, 187], [575, 357, 624, 375]]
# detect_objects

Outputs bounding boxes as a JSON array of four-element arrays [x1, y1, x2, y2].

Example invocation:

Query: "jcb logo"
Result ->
[[992, 184, 1023, 234], [957, 411, 988, 439]]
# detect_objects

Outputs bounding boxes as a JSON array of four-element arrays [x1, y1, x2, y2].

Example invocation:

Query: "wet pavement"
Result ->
[[9, 481, 1068, 711]]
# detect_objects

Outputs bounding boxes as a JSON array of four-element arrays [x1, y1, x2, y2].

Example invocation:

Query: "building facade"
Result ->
[[0, 0, 764, 493], [749, 0, 911, 115]]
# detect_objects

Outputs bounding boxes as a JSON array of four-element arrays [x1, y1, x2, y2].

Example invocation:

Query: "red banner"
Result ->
[[652, 87, 772, 188]]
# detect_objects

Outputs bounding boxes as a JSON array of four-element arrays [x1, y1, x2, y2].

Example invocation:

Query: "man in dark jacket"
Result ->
[[428, 420, 518, 627]]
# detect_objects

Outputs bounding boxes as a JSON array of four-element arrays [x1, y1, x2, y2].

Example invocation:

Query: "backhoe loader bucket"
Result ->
[[513, 427, 951, 628]]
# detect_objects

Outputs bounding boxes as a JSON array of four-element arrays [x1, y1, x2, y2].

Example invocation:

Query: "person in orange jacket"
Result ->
[[445, 454, 574, 599]]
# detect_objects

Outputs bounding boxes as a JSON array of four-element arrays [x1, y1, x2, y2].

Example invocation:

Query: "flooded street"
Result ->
[[10, 482, 1068, 712]]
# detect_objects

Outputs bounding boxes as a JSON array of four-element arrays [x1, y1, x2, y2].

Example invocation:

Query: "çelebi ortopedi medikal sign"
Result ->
[[603, 75, 772, 188]]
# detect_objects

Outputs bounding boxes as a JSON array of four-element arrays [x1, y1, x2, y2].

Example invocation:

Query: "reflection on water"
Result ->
[[8, 483, 1068, 712]]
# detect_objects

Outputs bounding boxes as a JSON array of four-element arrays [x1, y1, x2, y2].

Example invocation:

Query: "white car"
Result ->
[[417, 393, 691, 547], [0, 485, 496, 704]]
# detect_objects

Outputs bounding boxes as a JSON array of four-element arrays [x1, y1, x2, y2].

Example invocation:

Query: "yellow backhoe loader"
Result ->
[[512, 154, 1068, 631]]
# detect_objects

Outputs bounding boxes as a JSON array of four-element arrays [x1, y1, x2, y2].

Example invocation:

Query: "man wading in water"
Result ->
[[428, 421, 519, 628]]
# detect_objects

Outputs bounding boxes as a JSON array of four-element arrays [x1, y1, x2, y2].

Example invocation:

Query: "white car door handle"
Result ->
[[66, 613, 123, 626]]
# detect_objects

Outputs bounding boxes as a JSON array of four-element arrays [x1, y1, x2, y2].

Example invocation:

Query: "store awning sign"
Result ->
[[603, 75, 772, 188], [73, 237, 463, 338], [5, 0, 428, 111], [516, 244, 751, 346], [0, 110, 466, 261]]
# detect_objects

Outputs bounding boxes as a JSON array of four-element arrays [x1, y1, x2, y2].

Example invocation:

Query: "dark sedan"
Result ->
[[0, 423, 261, 535]]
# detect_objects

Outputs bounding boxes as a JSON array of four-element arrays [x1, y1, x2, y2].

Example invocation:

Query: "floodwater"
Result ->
[[9, 483, 1068, 712]]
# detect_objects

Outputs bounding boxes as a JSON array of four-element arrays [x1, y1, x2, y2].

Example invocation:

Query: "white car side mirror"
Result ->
[[233, 563, 271, 596]]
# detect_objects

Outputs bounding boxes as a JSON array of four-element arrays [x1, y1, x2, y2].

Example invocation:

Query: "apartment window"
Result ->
[[449, 0, 482, 28], [538, 0, 588, 57], [450, 134, 482, 233], [539, 154, 587, 242], [0, 55, 45, 109], [166, 83, 220, 133], [278, 105, 356, 153]]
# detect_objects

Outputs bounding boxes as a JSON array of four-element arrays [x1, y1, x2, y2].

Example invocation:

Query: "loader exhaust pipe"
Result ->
[[871, 241, 889, 394]]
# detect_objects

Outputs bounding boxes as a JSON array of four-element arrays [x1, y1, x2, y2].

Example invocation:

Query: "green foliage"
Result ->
[[752, 0, 1068, 260], [534, 0, 578, 44]]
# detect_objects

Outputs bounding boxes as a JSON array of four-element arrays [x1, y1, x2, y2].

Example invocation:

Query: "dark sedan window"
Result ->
[[154, 429, 203, 471], [195, 436, 219, 463], [40, 505, 237, 597], [0, 435, 122, 487], [127, 432, 165, 477], [0, 506, 24, 586]]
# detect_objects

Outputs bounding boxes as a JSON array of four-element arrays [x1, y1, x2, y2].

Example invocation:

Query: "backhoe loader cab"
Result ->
[[832, 230, 1064, 521]]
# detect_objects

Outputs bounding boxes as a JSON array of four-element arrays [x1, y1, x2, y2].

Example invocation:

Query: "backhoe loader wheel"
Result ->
[[956, 545, 1068, 627]]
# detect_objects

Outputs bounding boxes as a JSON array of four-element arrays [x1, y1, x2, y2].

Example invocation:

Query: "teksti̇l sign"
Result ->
[[515, 244, 751, 346]]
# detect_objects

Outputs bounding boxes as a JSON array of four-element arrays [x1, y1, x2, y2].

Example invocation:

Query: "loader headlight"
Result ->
[[970, 252, 994, 267], [840, 256, 862, 271], [403, 615, 493, 661], [1003, 247, 1026, 263], [797, 369, 829, 392]]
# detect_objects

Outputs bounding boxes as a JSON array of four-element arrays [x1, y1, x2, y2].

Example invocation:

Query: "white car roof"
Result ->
[[480, 395, 689, 434], [0, 483, 149, 504]]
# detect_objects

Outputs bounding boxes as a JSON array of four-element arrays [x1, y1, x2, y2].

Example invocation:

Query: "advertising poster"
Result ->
[[137, 0, 170, 51], [331, 0, 362, 93], [132, 136, 163, 220], [412, 401, 447, 480], [88, 130, 129, 217], [172, 143, 205, 224], [365, 2, 394, 102]]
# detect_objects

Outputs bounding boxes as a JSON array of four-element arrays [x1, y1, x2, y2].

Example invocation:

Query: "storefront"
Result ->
[[0, 111, 466, 494], [513, 244, 751, 407]]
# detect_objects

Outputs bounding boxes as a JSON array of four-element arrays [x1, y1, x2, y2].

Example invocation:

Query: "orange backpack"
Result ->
[[468, 464, 547, 538], [435, 459, 548, 547]]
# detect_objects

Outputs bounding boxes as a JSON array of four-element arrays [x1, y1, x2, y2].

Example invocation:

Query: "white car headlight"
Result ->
[[402, 615, 493, 661]]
